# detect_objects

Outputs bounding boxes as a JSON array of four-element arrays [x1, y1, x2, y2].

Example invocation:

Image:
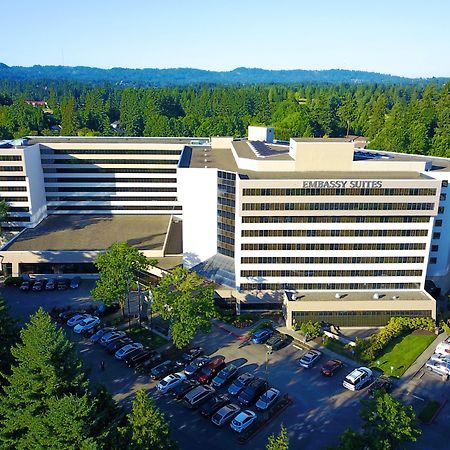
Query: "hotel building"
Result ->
[[1, 127, 449, 328]]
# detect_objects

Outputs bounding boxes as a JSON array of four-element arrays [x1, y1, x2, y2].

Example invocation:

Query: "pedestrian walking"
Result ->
[[100, 360, 105, 372]]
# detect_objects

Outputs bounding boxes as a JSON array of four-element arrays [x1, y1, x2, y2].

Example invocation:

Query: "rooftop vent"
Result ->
[[392, 295, 399, 300], [373, 293, 380, 300], [292, 292, 304, 300], [335, 293, 343, 299]]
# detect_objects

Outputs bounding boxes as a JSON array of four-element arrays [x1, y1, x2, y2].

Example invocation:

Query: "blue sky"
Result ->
[[3, 0, 449, 77]]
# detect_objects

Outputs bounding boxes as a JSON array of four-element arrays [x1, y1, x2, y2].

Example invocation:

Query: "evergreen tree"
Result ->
[[60, 95, 78, 135], [0, 297, 18, 386], [266, 425, 289, 450], [119, 390, 176, 450]]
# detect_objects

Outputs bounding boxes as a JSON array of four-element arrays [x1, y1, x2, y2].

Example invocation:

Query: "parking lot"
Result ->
[[3, 284, 450, 450]]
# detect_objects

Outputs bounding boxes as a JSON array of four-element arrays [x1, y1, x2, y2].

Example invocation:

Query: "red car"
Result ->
[[320, 359, 343, 376], [196, 356, 226, 384]]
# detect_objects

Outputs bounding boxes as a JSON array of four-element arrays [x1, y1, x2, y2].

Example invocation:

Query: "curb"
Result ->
[[212, 321, 246, 340]]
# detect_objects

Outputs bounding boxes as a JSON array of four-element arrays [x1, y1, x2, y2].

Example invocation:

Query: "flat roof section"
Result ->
[[5, 215, 172, 251], [25, 136, 208, 145]]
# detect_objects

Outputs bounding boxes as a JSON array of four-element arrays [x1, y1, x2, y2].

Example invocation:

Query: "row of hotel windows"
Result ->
[[240, 256, 425, 264], [0, 176, 26, 181], [240, 282, 421, 290], [0, 187, 27, 191], [0, 155, 22, 161], [241, 269, 422, 278], [43, 168, 177, 174], [242, 188, 437, 197], [42, 159, 179, 165], [44, 177, 177, 183], [242, 202, 435, 211], [241, 229, 428, 238], [0, 166, 23, 172], [46, 196, 178, 202], [241, 243, 427, 251], [41, 149, 182, 155], [45, 187, 177, 193], [0, 197, 28, 202], [47, 205, 182, 211], [241, 216, 430, 223]]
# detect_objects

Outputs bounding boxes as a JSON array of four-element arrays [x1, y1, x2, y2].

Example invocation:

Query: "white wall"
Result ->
[[177, 167, 218, 268]]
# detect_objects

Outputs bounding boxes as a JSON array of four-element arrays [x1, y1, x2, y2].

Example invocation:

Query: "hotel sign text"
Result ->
[[302, 180, 383, 189]]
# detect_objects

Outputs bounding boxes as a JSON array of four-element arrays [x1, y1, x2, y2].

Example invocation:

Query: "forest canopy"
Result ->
[[0, 79, 449, 158]]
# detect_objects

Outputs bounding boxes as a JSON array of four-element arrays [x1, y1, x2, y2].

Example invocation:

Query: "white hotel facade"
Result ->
[[1, 127, 449, 328]]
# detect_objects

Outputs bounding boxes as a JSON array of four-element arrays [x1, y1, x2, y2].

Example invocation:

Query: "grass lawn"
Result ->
[[126, 325, 168, 350], [323, 338, 360, 362], [370, 332, 436, 378]]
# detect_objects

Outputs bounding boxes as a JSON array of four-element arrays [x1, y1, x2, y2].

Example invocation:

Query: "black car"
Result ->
[[368, 376, 393, 398], [238, 378, 268, 406], [150, 360, 175, 380], [129, 350, 161, 368], [171, 379, 199, 400], [122, 347, 148, 365], [134, 353, 163, 374], [200, 394, 231, 418], [58, 310, 84, 323], [95, 302, 121, 317], [175, 347, 204, 367], [106, 338, 133, 354], [56, 279, 69, 291], [228, 372, 255, 396], [211, 363, 238, 388], [265, 332, 291, 351], [184, 356, 211, 378]]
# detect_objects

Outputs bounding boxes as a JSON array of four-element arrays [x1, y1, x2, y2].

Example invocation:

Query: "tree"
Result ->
[[0, 297, 18, 386], [0, 308, 94, 449], [91, 242, 150, 316], [0, 199, 9, 235], [151, 267, 216, 348], [119, 389, 176, 450], [60, 95, 78, 135], [336, 427, 369, 450], [359, 392, 421, 449], [266, 425, 289, 450]]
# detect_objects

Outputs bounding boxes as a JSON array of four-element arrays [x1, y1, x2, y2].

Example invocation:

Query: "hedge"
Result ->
[[353, 316, 435, 362]]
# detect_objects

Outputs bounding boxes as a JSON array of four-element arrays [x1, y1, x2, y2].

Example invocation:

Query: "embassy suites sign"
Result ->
[[302, 180, 383, 189]]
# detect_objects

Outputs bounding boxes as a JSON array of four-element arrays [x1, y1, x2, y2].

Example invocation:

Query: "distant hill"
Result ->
[[0, 63, 446, 86]]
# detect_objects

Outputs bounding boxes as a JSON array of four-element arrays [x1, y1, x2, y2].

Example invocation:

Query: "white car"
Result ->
[[255, 388, 280, 410], [230, 410, 257, 433], [73, 316, 100, 334], [115, 342, 144, 360], [67, 314, 90, 327], [299, 349, 322, 368], [426, 357, 450, 376], [157, 372, 187, 394], [343, 367, 373, 391]]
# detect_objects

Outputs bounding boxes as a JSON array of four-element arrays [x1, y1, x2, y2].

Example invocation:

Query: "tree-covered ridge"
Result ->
[[0, 80, 449, 157], [1, 64, 446, 86]]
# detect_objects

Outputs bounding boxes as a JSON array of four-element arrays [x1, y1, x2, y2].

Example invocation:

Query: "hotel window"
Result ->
[[433, 232, 441, 240], [435, 219, 443, 227], [430, 257, 437, 264], [440, 193, 447, 201], [431, 245, 439, 252], [438, 206, 445, 214], [442, 180, 448, 188]]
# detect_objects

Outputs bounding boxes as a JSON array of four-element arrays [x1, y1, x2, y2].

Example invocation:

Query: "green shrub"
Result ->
[[4, 276, 22, 287], [299, 320, 321, 339], [418, 400, 440, 423], [441, 320, 450, 334], [250, 321, 273, 334]]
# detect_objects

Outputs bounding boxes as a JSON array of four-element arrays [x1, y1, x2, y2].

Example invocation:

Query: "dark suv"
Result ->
[[238, 378, 268, 406]]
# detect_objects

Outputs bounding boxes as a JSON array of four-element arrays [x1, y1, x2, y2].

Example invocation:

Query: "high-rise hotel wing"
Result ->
[[1, 127, 449, 327]]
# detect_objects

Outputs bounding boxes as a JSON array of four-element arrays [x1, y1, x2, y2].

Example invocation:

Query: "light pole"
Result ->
[[265, 349, 272, 384]]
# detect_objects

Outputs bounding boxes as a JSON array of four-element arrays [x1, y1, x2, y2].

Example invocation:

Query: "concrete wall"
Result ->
[[248, 126, 274, 143]]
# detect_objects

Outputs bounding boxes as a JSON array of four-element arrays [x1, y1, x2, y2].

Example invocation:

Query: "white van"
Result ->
[[343, 367, 373, 391], [435, 339, 450, 356]]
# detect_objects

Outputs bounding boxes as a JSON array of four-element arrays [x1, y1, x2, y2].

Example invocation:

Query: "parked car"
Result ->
[[171, 379, 199, 400], [343, 367, 373, 391], [106, 337, 133, 354], [90, 327, 116, 343], [157, 372, 187, 394], [45, 278, 56, 290], [265, 332, 291, 351], [320, 359, 343, 376], [255, 388, 280, 410], [175, 347, 204, 367], [134, 353, 163, 373], [100, 331, 126, 346], [57, 279, 68, 290], [94, 301, 121, 317], [196, 356, 226, 384], [212, 363, 238, 388], [211, 403, 241, 427], [150, 360, 175, 380], [19, 280, 33, 291], [73, 316, 100, 334], [115, 342, 144, 360], [230, 410, 257, 433], [251, 328, 274, 344], [238, 378, 268, 406], [129, 350, 161, 368], [425, 358, 450, 377], [368, 376, 393, 397], [200, 394, 231, 418], [299, 349, 322, 368], [122, 347, 149, 365], [184, 356, 211, 378], [183, 385, 215, 409], [435, 339, 450, 356], [32, 279, 46, 291], [228, 372, 255, 396], [67, 314, 90, 327], [70, 276, 81, 289]]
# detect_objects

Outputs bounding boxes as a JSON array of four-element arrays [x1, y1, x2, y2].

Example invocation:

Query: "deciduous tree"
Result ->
[[266, 425, 289, 450]]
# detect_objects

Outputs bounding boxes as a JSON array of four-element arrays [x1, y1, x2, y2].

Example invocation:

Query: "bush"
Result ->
[[299, 320, 321, 339], [4, 276, 22, 287], [354, 316, 435, 362], [250, 321, 273, 334]]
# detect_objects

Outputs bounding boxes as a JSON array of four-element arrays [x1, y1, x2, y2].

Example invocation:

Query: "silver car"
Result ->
[[211, 403, 241, 427]]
